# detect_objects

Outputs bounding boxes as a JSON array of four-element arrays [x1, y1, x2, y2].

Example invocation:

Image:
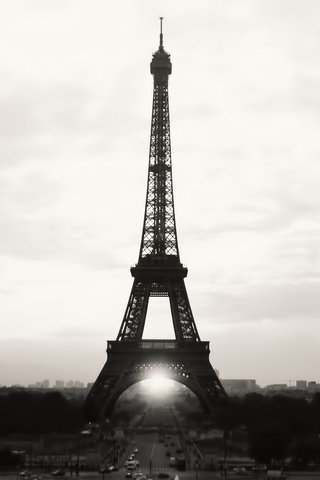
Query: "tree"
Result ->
[[248, 422, 291, 466], [290, 435, 320, 466]]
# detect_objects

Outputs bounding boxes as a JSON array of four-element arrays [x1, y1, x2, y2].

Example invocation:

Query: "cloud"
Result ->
[[0, 210, 120, 269], [196, 280, 320, 325]]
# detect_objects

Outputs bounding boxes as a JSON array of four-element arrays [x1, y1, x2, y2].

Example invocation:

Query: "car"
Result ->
[[158, 474, 170, 479], [99, 466, 116, 474], [133, 473, 144, 479], [51, 471, 65, 477], [266, 471, 286, 479], [232, 468, 247, 475], [125, 473, 133, 478], [19, 472, 32, 478], [126, 461, 137, 471]]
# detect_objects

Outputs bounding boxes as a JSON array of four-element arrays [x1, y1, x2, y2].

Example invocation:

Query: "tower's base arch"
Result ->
[[85, 340, 226, 422]]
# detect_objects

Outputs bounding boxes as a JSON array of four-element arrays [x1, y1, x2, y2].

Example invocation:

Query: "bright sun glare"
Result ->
[[141, 372, 175, 396]]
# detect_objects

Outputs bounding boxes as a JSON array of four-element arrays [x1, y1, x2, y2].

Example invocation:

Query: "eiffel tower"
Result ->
[[86, 19, 227, 422]]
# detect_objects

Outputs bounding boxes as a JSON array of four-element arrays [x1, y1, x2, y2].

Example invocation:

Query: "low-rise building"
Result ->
[[221, 379, 259, 395]]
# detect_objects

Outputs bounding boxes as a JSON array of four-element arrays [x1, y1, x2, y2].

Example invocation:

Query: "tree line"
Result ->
[[0, 390, 85, 434], [175, 392, 320, 467], [1, 389, 320, 467]]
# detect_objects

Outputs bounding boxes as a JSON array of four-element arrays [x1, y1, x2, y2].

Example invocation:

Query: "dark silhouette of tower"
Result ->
[[86, 19, 227, 422]]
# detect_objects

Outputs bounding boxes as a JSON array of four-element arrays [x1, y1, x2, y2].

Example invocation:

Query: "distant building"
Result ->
[[31, 379, 50, 389], [265, 383, 288, 391], [308, 381, 319, 390], [74, 380, 84, 388], [221, 379, 258, 395], [55, 380, 65, 389], [296, 380, 307, 389], [43, 379, 50, 388], [66, 380, 74, 388]]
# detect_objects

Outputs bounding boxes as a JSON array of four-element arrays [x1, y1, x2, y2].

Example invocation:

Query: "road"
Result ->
[[120, 402, 182, 473], [2, 471, 320, 480], [122, 431, 182, 472]]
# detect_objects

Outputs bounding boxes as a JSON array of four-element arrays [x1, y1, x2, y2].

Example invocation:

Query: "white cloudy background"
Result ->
[[0, 0, 319, 387]]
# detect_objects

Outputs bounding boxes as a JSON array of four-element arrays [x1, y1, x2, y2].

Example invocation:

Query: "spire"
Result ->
[[159, 16, 164, 50], [150, 17, 172, 75]]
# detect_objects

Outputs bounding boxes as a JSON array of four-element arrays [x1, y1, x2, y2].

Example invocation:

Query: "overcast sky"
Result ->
[[0, 0, 319, 388]]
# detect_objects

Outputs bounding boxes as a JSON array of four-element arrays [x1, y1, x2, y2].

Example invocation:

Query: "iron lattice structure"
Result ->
[[86, 21, 227, 422]]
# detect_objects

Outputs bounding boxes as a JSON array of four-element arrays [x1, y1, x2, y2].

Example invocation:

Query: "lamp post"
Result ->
[[76, 440, 80, 476], [150, 442, 155, 475], [13, 450, 25, 480], [223, 429, 228, 477], [28, 444, 33, 472], [195, 460, 199, 480]]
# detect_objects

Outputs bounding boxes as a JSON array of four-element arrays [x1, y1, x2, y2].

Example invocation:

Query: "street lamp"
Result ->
[[195, 460, 199, 480], [223, 429, 228, 477]]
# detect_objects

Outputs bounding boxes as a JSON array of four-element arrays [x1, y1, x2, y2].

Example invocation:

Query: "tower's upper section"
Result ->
[[134, 18, 185, 276], [150, 17, 172, 76]]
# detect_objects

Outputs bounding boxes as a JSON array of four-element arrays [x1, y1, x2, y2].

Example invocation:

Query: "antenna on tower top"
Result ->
[[159, 16, 164, 49]]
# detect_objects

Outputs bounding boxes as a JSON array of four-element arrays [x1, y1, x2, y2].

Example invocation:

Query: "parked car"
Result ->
[[133, 473, 144, 479], [126, 461, 137, 471], [125, 473, 133, 478], [266, 471, 286, 479], [99, 465, 116, 474], [232, 467, 247, 475], [51, 471, 65, 477]]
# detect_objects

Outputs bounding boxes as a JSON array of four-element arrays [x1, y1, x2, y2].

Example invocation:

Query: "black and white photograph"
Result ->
[[0, 1, 319, 479]]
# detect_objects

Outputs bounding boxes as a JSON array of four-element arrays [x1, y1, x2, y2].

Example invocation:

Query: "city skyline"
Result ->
[[0, 1, 319, 387], [2, 375, 320, 392]]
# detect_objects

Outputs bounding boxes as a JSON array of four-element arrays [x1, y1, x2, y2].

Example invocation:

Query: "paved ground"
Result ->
[[2, 470, 320, 480]]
